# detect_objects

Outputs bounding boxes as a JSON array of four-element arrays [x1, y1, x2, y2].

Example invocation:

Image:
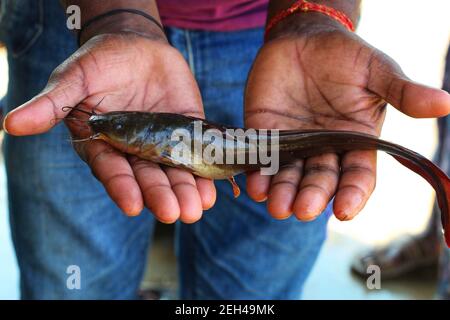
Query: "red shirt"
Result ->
[[158, 0, 269, 31]]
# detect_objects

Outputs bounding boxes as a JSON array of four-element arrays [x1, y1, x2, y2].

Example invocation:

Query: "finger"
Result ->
[[246, 171, 272, 202], [128, 156, 181, 223], [368, 52, 450, 118], [267, 161, 303, 219], [293, 153, 339, 221], [82, 141, 144, 216], [164, 167, 203, 224], [3, 61, 87, 135], [333, 150, 377, 221], [195, 177, 216, 210]]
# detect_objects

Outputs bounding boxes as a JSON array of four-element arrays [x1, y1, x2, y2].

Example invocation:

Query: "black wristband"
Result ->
[[77, 8, 165, 46]]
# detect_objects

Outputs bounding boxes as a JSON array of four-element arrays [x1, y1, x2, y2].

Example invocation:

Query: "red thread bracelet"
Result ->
[[265, 0, 355, 41]]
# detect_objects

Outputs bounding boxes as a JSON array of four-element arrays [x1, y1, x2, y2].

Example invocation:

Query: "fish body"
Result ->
[[81, 111, 450, 247]]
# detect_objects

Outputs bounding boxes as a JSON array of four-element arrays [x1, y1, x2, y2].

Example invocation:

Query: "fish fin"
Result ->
[[228, 177, 241, 198]]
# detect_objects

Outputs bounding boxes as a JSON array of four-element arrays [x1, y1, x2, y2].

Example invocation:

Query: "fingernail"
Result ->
[[339, 195, 363, 220], [124, 204, 143, 217], [254, 193, 268, 202], [300, 195, 323, 221], [2, 113, 9, 134]]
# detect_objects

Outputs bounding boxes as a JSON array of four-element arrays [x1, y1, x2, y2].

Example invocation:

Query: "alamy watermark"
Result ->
[[366, 264, 381, 290], [66, 265, 81, 290], [66, 5, 81, 30], [170, 121, 280, 175]]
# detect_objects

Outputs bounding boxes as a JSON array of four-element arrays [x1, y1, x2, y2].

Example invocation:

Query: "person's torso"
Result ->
[[158, 0, 269, 31]]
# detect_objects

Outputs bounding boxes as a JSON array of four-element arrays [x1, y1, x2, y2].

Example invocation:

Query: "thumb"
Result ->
[[3, 61, 88, 136], [368, 51, 450, 118]]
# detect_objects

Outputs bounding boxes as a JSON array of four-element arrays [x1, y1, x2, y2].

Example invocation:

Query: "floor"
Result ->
[[0, 153, 20, 299], [0, 44, 20, 299], [1, 0, 449, 299], [141, 223, 438, 300]]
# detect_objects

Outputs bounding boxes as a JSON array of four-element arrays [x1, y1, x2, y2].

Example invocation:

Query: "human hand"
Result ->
[[245, 15, 450, 221], [3, 32, 216, 223]]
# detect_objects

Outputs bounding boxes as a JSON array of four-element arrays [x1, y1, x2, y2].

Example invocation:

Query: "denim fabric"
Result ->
[[0, 0, 330, 299], [1, 0, 155, 300]]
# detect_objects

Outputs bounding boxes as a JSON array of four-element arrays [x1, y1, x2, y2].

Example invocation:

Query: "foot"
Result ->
[[138, 288, 176, 300], [351, 233, 441, 280]]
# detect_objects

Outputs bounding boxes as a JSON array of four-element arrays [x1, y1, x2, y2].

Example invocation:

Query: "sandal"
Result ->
[[351, 234, 440, 280]]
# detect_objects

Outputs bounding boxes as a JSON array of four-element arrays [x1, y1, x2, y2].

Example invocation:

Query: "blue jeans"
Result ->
[[0, 0, 330, 299]]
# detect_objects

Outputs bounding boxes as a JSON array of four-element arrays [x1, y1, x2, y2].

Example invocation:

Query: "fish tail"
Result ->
[[276, 130, 450, 247], [390, 154, 450, 247]]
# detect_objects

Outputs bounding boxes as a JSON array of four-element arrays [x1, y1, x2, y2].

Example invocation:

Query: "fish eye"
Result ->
[[115, 123, 123, 131]]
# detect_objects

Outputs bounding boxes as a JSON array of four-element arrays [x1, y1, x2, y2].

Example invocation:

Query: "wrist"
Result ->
[[266, 0, 360, 41], [266, 12, 342, 41], [79, 12, 167, 46]]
